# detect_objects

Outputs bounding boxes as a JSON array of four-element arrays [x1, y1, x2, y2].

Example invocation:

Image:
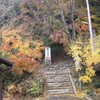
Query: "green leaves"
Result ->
[[27, 80, 43, 96]]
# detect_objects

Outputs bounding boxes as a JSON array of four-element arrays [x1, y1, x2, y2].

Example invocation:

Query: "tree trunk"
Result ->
[[58, 0, 69, 34], [71, 0, 76, 40]]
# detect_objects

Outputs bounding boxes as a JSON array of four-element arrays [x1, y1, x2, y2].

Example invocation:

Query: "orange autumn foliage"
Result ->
[[0, 29, 44, 74], [75, 21, 89, 34]]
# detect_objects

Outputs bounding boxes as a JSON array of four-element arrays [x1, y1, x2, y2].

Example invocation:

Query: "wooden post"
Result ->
[[0, 57, 14, 100], [79, 72, 82, 90], [67, 69, 77, 94], [74, 57, 82, 90]]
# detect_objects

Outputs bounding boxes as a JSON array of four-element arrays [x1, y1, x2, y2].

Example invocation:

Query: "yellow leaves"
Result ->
[[68, 39, 100, 84], [86, 67, 95, 78], [69, 41, 83, 61], [92, 49, 100, 64], [80, 67, 95, 83], [79, 76, 92, 84], [75, 66, 81, 72], [2, 29, 22, 42], [33, 40, 43, 46], [18, 43, 29, 53], [86, 67, 95, 77], [14, 43, 20, 49], [85, 48, 100, 66]]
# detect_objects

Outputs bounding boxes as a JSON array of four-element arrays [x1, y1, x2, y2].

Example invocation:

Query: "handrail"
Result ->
[[0, 57, 14, 67], [67, 68, 77, 94]]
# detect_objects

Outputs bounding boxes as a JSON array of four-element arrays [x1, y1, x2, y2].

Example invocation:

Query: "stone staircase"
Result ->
[[43, 63, 76, 96]]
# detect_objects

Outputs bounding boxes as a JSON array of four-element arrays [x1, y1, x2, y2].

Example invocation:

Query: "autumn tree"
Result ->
[[0, 29, 44, 74]]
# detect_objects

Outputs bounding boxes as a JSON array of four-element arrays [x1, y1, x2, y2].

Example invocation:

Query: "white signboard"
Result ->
[[45, 47, 51, 64]]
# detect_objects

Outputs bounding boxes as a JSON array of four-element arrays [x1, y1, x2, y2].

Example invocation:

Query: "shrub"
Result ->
[[67, 37, 100, 84], [27, 80, 43, 97]]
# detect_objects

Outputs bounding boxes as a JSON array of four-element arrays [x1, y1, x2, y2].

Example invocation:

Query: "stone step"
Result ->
[[43, 64, 75, 95], [44, 73, 69, 79], [45, 74, 69, 78], [48, 95, 86, 100], [47, 89, 74, 95], [49, 67, 67, 70], [44, 70, 68, 75], [48, 96, 69, 100], [46, 82, 71, 87], [46, 78, 69, 83], [46, 86, 73, 90], [46, 76, 69, 81], [47, 66, 68, 70]]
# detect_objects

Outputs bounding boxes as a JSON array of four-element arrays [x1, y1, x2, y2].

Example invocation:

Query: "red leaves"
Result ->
[[75, 22, 89, 34], [50, 30, 69, 45]]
